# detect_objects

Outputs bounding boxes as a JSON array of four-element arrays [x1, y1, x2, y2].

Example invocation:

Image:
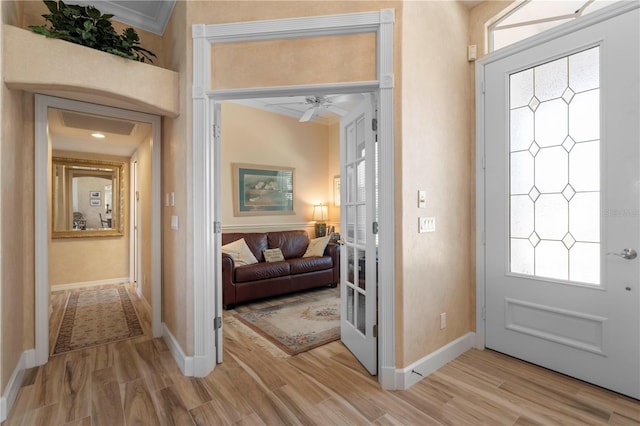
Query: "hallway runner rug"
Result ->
[[233, 287, 340, 355], [52, 286, 144, 355]]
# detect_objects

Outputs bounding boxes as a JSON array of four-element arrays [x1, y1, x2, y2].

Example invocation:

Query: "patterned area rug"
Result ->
[[52, 286, 144, 355], [233, 287, 340, 355]]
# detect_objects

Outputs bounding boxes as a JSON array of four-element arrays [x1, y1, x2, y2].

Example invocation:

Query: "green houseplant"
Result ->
[[29, 0, 156, 63]]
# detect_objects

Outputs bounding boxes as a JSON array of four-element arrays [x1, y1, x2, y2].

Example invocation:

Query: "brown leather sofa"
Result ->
[[222, 230, 340, 309]]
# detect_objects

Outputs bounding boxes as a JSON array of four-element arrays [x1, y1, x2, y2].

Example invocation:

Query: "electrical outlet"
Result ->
[[440, 312, 446, 329], [419, 217, 436, 233]]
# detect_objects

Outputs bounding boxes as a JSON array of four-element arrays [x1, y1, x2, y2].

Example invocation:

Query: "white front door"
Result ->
[[482, 5, 639, 398], [340, 94, 378, 375]]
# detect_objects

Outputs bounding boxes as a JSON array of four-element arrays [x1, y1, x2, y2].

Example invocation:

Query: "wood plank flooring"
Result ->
[[3, 284, 638, 425]]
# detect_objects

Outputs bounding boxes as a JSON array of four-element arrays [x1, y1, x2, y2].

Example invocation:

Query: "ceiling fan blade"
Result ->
[[326, 105, 348, 116], [299, 107, 317, 122]]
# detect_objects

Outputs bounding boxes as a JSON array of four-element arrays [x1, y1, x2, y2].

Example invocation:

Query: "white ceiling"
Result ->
[[48, 108, 151, 157]]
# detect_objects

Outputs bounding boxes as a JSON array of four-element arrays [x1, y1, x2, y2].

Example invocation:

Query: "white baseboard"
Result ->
[[50, 277, 130, 292], [1, 349, 36, 422], [162, 324, 193, 376], [396, 332, 476, 390]]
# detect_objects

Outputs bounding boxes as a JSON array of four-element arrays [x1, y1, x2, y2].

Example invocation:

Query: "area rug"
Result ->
[[233, 287, 340, 355], [52, 286, 144, 355]]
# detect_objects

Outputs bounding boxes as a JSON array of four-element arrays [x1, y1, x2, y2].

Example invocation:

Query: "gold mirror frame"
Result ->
[[52, 157, 125, 238]]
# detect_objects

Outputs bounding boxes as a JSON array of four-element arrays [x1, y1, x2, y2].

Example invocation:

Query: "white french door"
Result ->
[[482, 4, 639, 398], [340, 94, 378, 375]]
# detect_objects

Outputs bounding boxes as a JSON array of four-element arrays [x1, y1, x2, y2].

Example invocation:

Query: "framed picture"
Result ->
[[233, 163, 295, 216], [90, 199, 101, 207], [90, 191, 101, 198], [334, 175, 341, 207]]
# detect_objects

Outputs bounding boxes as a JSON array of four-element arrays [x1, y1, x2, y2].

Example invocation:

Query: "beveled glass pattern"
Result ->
[[509, 47, 600, 284]]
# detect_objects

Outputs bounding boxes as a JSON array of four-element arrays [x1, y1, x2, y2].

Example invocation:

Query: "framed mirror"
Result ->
[[52, 157, 125, 238]]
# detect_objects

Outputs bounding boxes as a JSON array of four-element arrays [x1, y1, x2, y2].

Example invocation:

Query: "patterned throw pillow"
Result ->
[[303, 235, 331, 257], [263, 248, 285, 263], [221, 238, 258, 266]]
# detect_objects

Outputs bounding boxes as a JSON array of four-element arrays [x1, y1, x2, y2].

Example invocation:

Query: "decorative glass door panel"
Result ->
[[509, 47, 600, 285]]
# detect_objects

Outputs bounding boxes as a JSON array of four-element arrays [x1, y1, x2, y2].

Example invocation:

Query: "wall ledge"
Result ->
[[2, 25, 179, 118]]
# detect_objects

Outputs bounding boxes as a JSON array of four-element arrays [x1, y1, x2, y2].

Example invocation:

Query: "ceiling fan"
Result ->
[[267, 94, 362, 122], [298, 96, 349, 122]]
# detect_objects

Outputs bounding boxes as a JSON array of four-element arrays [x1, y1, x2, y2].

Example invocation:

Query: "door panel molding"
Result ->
[[504, 298, 606, 355]]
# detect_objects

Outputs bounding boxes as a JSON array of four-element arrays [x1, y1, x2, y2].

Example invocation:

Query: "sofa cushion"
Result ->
[[268, 230, 309, 259], [288, 256, 333, 275], [223, 232, 268, 262], [221, 238, 258, 266], [263, 248, 285, 263], [235, 262, 291, 283], [303, 235, 330, 257]]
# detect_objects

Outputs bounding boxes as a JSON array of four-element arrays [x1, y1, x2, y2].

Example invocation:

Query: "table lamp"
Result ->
[[313, 204, 329, 237]]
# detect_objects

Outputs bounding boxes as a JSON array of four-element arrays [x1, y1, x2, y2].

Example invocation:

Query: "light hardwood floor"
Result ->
[[4, 284, 638, 425]]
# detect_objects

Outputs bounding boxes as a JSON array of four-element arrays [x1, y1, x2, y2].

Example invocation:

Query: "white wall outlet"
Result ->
[[418, 190, 427, 208], [419, 217, 436, 233], [171, 192, 175, 206], [440, 312, 446, 329], [171, 215, 179, 230]]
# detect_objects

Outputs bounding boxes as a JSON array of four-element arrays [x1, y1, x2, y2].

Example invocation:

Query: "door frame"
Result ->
[[192, 9, 397, 386], [130, 155, 142, 298], [475, 1, 639, 350], [34, 95, 163, 365]]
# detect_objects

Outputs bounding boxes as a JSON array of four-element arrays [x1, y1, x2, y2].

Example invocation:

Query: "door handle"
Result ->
[[607, 248, 638, 260]]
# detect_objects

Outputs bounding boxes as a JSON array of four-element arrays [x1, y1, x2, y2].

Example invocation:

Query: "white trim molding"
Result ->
[[162, 324, 193, 376], [49, 277, 130, 292], [192, 9, 396, 384], [0, 349, 35, 422], [395, 333, 476, 390]]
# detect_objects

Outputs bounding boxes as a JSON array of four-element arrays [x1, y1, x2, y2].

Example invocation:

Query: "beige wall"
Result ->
[[220, 101, 332, 233], [327, 123, 340, 229], [162, 0, 192, 353], [398, 1, 473, 365], [0, 0, 31, 396], [49, 151, 130, 287], [136, 136, 154, 305]]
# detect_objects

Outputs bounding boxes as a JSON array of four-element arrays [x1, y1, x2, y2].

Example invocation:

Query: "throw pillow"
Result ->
[[221, 238, 258, 266], [303, 235, 331, 257], [263, 248, 285, 263]]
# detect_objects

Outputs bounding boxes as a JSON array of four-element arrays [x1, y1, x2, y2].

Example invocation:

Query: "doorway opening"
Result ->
[[217, 91, 376, 363], [34, 95, 163, 365], [192, 8, 396, 386]]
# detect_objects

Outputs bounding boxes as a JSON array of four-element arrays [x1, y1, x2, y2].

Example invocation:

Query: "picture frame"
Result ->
[[90, 199, 101, 207], [334, 175, 341, 207], [233, 163, 295, 216], [90, 191, 101, 198]]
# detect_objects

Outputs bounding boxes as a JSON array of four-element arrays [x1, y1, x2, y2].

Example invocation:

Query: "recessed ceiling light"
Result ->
[[91, 133, 106, 139]]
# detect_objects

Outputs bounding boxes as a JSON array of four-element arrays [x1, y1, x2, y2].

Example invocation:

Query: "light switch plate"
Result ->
[[171, 215, 179, 230], [419, 217, 436, 233], [418, 190, 427, 208]]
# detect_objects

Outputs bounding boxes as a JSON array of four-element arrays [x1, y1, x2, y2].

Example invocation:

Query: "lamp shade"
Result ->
[[313, 204, 328, 222]]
